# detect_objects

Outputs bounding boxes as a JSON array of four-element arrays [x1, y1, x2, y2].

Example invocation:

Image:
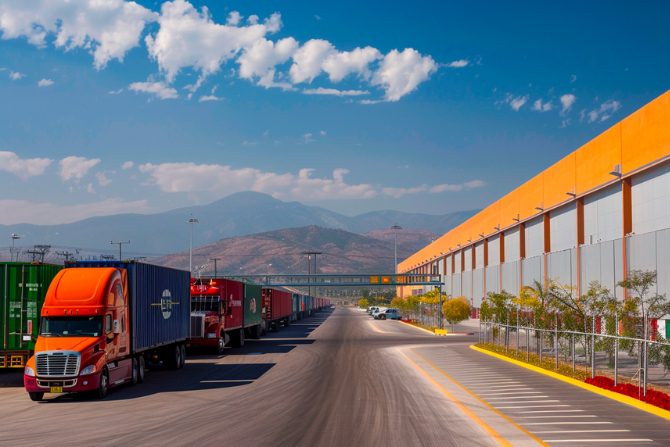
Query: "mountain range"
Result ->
[[1, 191, 476, 259]]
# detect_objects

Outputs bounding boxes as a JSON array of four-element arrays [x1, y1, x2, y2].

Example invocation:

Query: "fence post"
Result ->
[[614, 313, 618, 387], [517, 307, 520, 355], [555, 314, 559, 370], [526, 326, 530, 362], [643, 311, 648, 397], [591, 315, 596, 379], [539, 330, 543, 364], [571, 333, 575, 372]]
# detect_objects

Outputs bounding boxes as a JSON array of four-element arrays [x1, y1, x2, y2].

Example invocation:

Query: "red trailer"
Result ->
[[262, 288, 292, 331]]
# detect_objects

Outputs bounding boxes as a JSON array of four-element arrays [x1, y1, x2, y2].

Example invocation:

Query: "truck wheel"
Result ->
[[170, 345, 183, 369], [216, 337, 225, 354], [131, 357, 139, 385], [180, 345, 186, 368], [137, 356, 145, 383], [95, 369, 109, 399], [238, 329, 245, 347], [29, 392, 44, 402]]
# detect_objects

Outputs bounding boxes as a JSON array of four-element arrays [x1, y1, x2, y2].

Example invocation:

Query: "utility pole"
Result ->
[[10, 233, 21, 262], [56, 250, 75, 263], [391, 224, 402, 275], [210, 257, 221, 277], [188, 216, 199, 274], [26, 245, 51, 263], [302, 251, 322, 298], [110, 240, 130, 261]]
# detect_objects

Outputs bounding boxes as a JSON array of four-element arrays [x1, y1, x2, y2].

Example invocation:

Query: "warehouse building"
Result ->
[[398, 90, 670, 307]]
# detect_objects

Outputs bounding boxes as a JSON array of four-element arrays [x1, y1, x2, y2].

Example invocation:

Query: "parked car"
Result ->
[[367, 306, 379, 315], [378, 308, 401, 320], [371, 307, 387, 319]]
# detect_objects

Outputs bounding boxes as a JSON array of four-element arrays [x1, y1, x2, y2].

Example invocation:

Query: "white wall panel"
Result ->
[[475, 242, 485, 269], [454, 250, 462, 272], [473, 268, 485, 307], [550, 204, 576, 252], [488, 235, 501, 266], [485, 265, 500, 294], [438, 259, 445, 276], [525, 217, 544, 258], [444, 274, 452, 296], [504, 227, 520, 262], [453, 273, 462, 297], [462, 270, 473, 301], [522, 255, 543, 287], [501, 261, 519, 294], [463, 246, 473, 271], [584, 184, 622, 245], [547, 248, 577, 291], [657, 229, 670, 302], [444, 255, 452, 275], [632, 162, 670, 235]]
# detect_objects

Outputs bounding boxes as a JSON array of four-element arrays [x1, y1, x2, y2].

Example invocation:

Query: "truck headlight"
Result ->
[[80, 365, 96, 376], [207, 332, 217, 339], [25, 366, 35, 377]]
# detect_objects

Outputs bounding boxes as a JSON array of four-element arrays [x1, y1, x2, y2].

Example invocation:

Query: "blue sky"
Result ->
[[0, 0, 669, 225]]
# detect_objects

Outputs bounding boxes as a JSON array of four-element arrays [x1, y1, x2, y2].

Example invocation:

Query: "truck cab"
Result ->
[[190, 280, 228, 353], [24, 267, 138, 401]]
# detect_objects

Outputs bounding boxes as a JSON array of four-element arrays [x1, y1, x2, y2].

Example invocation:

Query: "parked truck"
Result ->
[[1, 263, 62, 368], [262, 288, 292, 331], [23, 261, 190, 401], [189, 278, 262, 353]]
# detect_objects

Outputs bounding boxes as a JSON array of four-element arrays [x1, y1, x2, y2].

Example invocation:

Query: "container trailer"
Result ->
[[189, 278, 262, 352], [24, 261, 190, 401], [261, 288, 292, 331], [1, 263, 62, 368]]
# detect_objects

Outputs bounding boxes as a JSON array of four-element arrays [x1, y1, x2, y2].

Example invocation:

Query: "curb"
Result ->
[[470, 344, 670, 422], [400, 321, 437, 335]]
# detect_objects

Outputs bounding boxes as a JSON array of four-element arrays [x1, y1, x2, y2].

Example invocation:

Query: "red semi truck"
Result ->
[[23, 261, 190, 401], [189, 278, 262, 353]]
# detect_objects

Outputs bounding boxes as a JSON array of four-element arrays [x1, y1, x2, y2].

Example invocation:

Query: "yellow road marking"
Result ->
[[398, 350, 516, 447], [414, 350, 549, 447], [470, 345, 670, 423]]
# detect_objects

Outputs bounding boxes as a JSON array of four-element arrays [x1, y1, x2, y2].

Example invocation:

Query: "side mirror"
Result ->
[[113, 320, 121, 335]]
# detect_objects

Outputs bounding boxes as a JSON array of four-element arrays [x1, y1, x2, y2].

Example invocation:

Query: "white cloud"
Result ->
[[371, 48, 437, 102], [145, 0, 280, 83], [121, 161, 134, 170], [382, 179, 486, 198], [302, 87, 369, 96], [0, 198, 150, 225], [0, 151, 52, 179], [505, 94, 529, 111], [108, 88, 124, 95], [139, 162, 378, 201], [238, 37, 298, 84], [37, 78, 54, 87], [560, 94, 576, 113], [95, 171, 111, 186], [9, 70, 24, 80], [129, 81, 178, 99], [59, 156, 100, 182], [445, 59, 469, 68], [322, 46, 382, 82], [303, 133, 314, 143], [0, 0, 157, 69], [198, 94, 221, 102], [289, 39, 335, 84], [227, 11, 242, 26], [587, 99, 621, 123], [532, 98, 553, 112]]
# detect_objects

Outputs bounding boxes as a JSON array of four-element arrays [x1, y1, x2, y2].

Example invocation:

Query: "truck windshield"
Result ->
[[192, 295, 221, 312], [40, 316, 103, 337]]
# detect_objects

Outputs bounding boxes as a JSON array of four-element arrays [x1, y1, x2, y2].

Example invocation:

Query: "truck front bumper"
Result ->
[[24, 374, 101, 393]]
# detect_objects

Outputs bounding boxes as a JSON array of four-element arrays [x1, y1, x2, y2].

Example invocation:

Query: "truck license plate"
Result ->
[[50, 386, 63, 393]]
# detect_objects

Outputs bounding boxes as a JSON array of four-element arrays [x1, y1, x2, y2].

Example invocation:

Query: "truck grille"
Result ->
[[190, 314, 205, 338], [36, 351, 80, 377]]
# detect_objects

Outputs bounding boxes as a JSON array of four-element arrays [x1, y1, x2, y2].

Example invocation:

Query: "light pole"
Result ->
[[188, 216, 199, 274], [391, 224, 402, 275], [10, 233, 21, 262], [110, 240, 130, 261], [210, 257, 221, 277]]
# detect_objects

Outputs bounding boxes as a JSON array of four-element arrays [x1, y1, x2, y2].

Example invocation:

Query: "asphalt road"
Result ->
[[0, 307, 668, 446]]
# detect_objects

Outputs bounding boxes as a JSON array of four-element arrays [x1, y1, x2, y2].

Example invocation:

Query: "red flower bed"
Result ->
[[585, 376, 670, 411]]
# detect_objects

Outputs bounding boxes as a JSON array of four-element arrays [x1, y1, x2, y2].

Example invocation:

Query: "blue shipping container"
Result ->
[[70, 261, 190, 353]]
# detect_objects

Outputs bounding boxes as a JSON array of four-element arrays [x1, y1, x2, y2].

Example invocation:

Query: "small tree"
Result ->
[[358, 298, 369, 309], [443, 296, 471, 332]]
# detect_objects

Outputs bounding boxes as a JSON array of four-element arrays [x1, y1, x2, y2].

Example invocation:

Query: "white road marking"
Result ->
[[486, 395, 549, 400], [497, 405, 570, 409], [517, 415, 597, 419], [533, 430, 630, 434], [491, 399, 559, 404], [481, 385, 528, 389], [545, 439, 652, 443], [514, 410, 584, 414], [524, 422, 613, 425], [479, 391, 544, 396]]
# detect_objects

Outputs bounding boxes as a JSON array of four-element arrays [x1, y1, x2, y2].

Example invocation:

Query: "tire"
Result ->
[[137, 356, 145, 383], [131, 357, 139, 385], [238, 329, 245, 347], [29, 392, 44, 402], [380, 315, 386, 320], [180, 344, 186, 368], [95, 369, 109, 399], [216, 336, 225, 354], [173, 345, 183, 369]]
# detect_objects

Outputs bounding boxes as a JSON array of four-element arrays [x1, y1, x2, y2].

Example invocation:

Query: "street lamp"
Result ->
[[188, 216, 199, 274], [10, 233, 21, 262], [391, 224, 402, 275]]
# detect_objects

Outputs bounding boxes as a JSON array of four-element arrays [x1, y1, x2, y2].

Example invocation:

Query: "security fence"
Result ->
[[480, 319, 670, 397]]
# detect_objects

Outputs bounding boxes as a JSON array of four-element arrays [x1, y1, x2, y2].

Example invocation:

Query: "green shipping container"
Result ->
[[244, 283, 262, 328], [1, 263, 62, 368]]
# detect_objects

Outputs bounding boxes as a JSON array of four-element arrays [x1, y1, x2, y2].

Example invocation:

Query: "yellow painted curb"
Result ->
[[470, 344, 670, 422], [400, 320, 437, 336], [434, 329, 448, 336]]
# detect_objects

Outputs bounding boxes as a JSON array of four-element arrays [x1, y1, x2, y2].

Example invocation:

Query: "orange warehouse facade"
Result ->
[[398, 90, 670, 306]]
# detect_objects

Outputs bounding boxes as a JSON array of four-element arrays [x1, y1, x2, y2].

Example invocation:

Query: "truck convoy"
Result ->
[[23, 261, 190, 401], [1, 263, 62, 368], [189, 278, 263, 352]]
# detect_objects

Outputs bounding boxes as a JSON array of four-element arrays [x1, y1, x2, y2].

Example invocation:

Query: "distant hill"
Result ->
[[1, 191, 476, 258], [154, 225, 425, 274]]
